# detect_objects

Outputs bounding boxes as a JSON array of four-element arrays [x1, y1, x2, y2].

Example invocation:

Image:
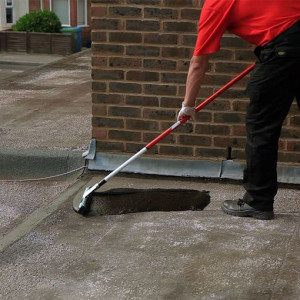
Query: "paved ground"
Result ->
[[0, 50, 299, 300], [0, 50, 91, 151], [0, 52, 65, 80], [0, 49, 91, 243]]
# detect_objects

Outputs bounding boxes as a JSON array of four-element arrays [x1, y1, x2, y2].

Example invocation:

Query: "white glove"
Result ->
[[177, 103, 196, 121]]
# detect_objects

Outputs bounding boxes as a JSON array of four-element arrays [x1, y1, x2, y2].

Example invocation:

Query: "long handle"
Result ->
[[84, 63, 255, 197]]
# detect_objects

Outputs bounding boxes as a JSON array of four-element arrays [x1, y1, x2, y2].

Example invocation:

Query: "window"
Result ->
[[5, 0, 13, 24], [77, 0, 87, 26], [51, 0, 70, 26]]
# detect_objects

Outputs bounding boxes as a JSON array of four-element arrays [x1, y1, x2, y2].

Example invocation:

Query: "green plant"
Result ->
[[13, 10, 61, 33]]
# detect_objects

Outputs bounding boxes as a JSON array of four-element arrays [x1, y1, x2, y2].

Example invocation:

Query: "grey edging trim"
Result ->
[[0, 148, 85, 180], [88, 152, 300, 185]]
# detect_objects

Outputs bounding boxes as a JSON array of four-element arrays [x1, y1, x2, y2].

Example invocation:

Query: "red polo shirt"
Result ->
[[194, 0, 300, 55]]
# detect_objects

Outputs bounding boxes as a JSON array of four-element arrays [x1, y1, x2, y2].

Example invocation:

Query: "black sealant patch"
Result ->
[[88, 188, 210, 216]]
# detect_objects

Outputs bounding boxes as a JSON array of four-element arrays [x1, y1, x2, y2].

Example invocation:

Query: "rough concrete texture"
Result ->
[[0, 51, 299, 300], [0, 51, 91, 151], [0, 174, 299, 300], [0, 180, 72, 238], [0, 50, 90, 180], [0, 51, 91, 238], [0, 53, 64, 80]]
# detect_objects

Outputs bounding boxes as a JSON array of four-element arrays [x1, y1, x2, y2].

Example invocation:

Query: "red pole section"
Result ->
[[195, 63, 255, 112], [146, 63, 255, 150]]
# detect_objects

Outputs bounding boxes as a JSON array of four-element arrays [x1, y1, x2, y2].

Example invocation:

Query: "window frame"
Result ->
[[50, 0, 71, 26], [5, 0, 14, 24], [5, 0, 13, 7], [77, 0, 87, 26]]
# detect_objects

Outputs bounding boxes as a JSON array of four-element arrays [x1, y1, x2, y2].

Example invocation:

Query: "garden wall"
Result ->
[[0, 31, 74, 55], [91, 0, 300, 165]]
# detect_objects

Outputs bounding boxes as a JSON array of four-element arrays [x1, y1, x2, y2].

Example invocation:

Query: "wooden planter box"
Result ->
[[0, 31, 75, 55]]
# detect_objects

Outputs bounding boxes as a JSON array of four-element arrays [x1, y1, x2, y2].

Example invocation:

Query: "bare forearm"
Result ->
[[183, 55, 210, 107]]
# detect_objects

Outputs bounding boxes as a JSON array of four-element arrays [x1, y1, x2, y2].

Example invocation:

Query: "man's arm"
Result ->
[[183, 54, 210, 107], [178, 54, 210, 120]]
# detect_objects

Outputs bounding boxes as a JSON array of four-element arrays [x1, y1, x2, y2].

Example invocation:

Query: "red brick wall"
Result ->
[[91, 0, 300, 165], [70, 0, 77, 26], [29, 0, 41, 12], [44, 0, 50, 10]]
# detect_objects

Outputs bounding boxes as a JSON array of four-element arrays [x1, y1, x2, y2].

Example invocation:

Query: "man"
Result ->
[[178, 0, 300, 220]]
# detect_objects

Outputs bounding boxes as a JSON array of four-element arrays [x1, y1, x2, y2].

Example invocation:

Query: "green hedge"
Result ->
[[13, 10, 61, 33]]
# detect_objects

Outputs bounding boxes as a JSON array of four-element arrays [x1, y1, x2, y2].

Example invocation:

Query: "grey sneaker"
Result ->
[[222, 199, 274, 220]]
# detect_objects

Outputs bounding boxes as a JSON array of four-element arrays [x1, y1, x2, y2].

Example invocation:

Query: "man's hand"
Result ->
[[177, 103, 196, 121]]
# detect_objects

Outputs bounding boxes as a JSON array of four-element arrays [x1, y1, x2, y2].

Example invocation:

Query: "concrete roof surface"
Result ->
[[0, 50, 299, 300]]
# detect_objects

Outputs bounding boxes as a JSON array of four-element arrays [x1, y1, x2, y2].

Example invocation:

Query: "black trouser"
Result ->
[[243, 21, 300, 211]]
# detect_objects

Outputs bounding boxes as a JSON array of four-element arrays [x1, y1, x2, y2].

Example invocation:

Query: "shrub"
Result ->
[[13, 10, 61, 33]]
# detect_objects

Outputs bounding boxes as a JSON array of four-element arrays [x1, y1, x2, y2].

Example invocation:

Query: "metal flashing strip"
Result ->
[[221, 160, 300, 184], [277, 165, 300, 184], [0, 148, 85, 180], [220, 160, 244, 180], [88, 153, 222, 179], [82, 138, 96, 160], [88, 152, 300, 185]]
